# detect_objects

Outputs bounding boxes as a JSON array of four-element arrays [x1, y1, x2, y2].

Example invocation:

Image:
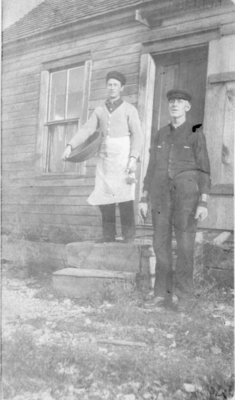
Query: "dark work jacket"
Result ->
[[143, 121, 211, 208]]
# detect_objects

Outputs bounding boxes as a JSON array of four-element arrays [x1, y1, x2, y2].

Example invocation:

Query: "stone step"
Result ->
[[66, 241, 141, 273], [53, 267, 136, 298]]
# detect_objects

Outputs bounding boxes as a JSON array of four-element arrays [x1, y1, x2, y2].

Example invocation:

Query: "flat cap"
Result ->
[[106, 71, 126, 85], [167, 89, 192, 102]]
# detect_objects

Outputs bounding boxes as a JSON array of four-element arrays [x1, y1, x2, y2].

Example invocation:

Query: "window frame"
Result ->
[[36, 53, 92, 175]]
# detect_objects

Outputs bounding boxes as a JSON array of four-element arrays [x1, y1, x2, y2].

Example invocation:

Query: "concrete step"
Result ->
[[66, 241, 141, 273], [53, 267, 136, 298]]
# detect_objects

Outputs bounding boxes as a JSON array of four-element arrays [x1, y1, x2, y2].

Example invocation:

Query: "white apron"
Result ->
[[87, 136, 135, 205]]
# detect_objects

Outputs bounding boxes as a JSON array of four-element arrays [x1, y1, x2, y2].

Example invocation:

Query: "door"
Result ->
[[138, 46, 208, 226], [152, 46, 208, 135]]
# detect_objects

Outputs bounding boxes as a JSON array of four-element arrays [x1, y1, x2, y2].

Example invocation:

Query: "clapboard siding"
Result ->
[[3, 126, 37, 138], [2, 220, 100, 243], [2, 212, 100, 227], [4, 187, 92, 197], [2, 3, 234, 242], [4, 177, 95, 187], [3, 24, 145, 64], [3, 196, 90, 206], [2, 103, 39, 119], [2, 144, 35, 154], [2, 91, 39, 106], [2, 118, 38, 129], [3, 204, 99, 216], [3, 136, 36, 146]]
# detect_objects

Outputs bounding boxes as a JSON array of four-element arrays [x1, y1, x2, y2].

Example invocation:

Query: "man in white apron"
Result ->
[[62, 71, 143, 242]]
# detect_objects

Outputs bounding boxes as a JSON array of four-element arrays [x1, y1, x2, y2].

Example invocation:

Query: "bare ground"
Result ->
[[2, 263, 234, 400]]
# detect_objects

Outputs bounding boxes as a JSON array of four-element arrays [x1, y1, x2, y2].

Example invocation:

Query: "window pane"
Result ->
[[48, 122, 85, 174], [48, 125, 67, 172], [67, 66, 85, 119], [49, 70, 67, 121], [64, 123, 80, 173]]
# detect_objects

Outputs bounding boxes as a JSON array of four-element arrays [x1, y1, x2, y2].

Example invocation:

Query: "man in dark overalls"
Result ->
[[139, 89, 211, 309]]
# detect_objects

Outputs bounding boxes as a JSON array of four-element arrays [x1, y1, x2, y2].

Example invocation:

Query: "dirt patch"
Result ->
[[2, 264, 234, 400]]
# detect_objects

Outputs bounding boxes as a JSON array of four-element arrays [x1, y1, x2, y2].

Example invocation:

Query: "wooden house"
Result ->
[[2, 0, 235, 244]]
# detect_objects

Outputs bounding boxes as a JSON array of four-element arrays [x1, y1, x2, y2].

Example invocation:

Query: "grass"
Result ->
[[2, 268, 234, 400], [3, 328, 234, 399]]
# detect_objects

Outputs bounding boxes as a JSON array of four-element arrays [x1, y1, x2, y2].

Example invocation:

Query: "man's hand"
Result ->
[[62, 145, 72, 160], [127, 157, 137, 173], [195, 206, 208, 222], [139, 202, 148, 222]]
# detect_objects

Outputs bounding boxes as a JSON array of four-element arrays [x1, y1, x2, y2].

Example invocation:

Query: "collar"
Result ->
[[105, 98, 123, 113], [169, 120, 188, 132]]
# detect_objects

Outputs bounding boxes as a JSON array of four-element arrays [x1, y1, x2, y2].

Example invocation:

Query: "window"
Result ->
[[37, 54, 92, 174]]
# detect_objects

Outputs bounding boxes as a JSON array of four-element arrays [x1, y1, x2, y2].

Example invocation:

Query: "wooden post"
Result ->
[[137, 53, 156, 217]]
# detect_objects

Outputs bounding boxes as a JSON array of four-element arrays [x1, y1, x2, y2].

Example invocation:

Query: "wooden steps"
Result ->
[[53, 240, 147, 298], [66, 241, 141, 272], [53, 267, 136, 298]]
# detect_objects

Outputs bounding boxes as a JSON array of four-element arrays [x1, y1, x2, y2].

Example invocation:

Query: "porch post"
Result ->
[[137, 53, 156, 204]]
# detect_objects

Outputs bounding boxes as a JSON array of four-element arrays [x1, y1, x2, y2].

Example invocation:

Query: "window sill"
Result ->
[[37, 173, 88, 180]]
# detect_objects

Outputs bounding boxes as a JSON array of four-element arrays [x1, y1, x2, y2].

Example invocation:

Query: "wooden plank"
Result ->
[[2, 159, 34, 168], [3, 176, 95, 187], [2, 171, 37, 180], [204, 51, 232, 185], [2, 220, 100, 240], [2, 118, 38, 129], [3, 204, 99, 216], [2, 74, 40, 89], [42, 52, 91, 70], [220, 22, 235, 36], [161, 5, 235, 28], [92, 62, 139, 81], [3, 7, 233, 72], [2, 82, 39, 96], [207, 35, 235, 75], [54, 268, 135, 279], [81, 60, 92, 151], [2, 212, 100, 227], [2, 144, 35, 154], [3, 185, 92, 197], [2, 91, 39, 105], [142, 30, 219, 55], [2, 136, 35, 146], [92, 42, 141, 61], [2, 65, 41, 81], [92, 53, 139, 71], [3, 24, 144, 65], [2, 101, 39, 118], [35, 69, 50, 173], [6, 188, 92, 198], [210, 184, 234, 195], [2, 195, 90, 206], [137, 53, 156, 201], [4, 2, 232, 63], [2, 126, 37, 136], [2, 153, 37, 163], [208, 72, 235, 84]]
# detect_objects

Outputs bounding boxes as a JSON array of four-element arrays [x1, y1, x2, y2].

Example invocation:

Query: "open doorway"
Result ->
[[138, 45, 208, 225], [151, 46, 208, 137]]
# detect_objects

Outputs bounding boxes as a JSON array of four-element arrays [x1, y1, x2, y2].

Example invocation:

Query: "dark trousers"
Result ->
[[99, 200, 135, 241], [152, 176, 199, 298]]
